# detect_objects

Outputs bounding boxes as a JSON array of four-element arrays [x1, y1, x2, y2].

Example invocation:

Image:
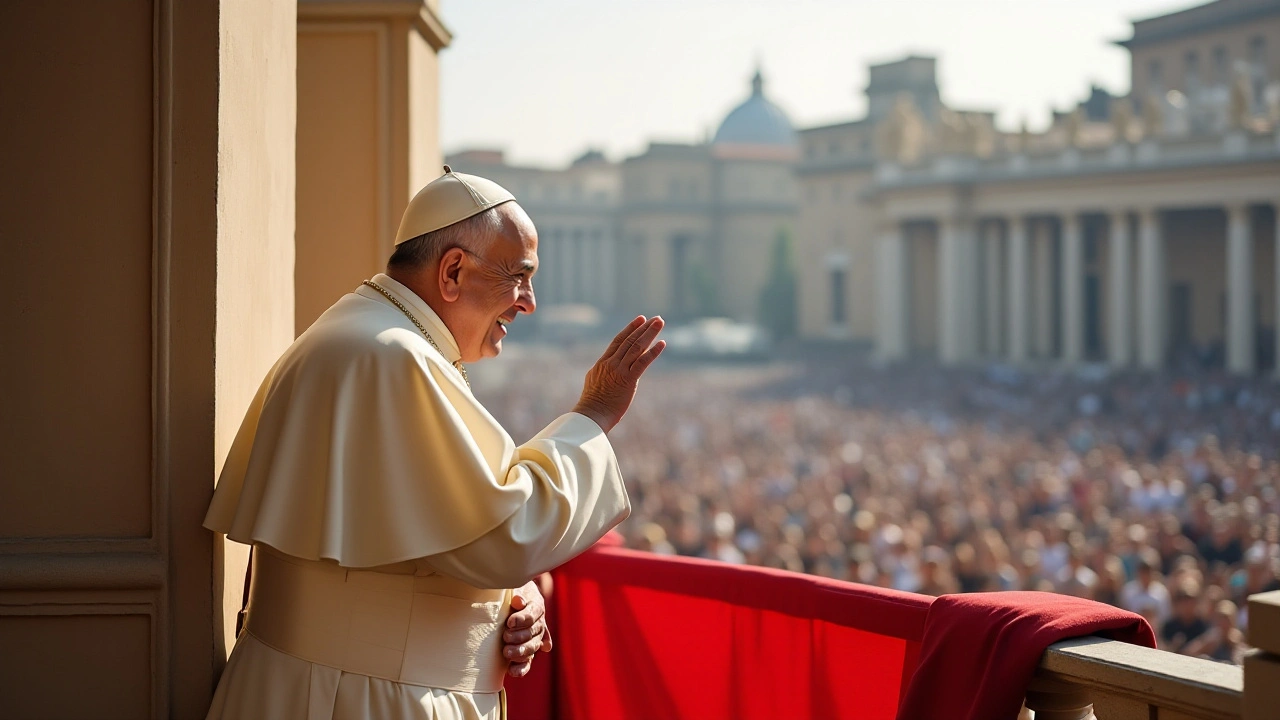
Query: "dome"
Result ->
[[713, 70, 796, 147]]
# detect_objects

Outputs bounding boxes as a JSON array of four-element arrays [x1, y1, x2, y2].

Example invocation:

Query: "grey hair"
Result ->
[[387, 206, 504, 271]]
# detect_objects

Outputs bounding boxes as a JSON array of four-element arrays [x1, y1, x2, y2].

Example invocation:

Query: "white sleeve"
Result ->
[[421, 413, 630, 589]]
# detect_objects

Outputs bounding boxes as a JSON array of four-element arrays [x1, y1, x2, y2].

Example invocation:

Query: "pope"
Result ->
[[203, 167, 665, 719]]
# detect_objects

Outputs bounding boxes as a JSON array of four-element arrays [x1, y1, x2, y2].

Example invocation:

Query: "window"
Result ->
[[1148, 58, 1164, 94], [830, 269, 847, 326], [1184, 51, 1200, 92], [1213, 46, 1228, 85]]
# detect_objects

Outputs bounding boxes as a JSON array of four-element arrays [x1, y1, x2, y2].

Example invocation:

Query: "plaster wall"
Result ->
[[214, 0, 298, 654], [0, 1, 297, 717], [796, 169, 876, 341], [294, 4, 448, 334], [295, 26, 384, 334]]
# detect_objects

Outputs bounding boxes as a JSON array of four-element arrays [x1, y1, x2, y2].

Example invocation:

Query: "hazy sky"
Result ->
[[439, 0, 1199, 167]]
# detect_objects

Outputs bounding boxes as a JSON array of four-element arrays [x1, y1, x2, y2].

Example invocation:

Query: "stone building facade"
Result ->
[[797, 0, 1280, 374]]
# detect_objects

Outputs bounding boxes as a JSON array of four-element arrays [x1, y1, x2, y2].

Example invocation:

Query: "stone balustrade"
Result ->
[[1019, 590, 1279, 720]]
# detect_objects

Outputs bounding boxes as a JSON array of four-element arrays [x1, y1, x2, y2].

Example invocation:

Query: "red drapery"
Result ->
[[506, 539, 1155, 720], [509, 538, 931, 720]]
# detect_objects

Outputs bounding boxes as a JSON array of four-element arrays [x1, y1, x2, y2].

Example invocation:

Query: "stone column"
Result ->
[[1137, 209, 1165, 370], [876, 225, 909, 362], [1033, 220, 1055, 358], [1226, 204, 1255, 374], [938, 218, 964, 364], [984, 221, 1003, 357], [1007, 217, 1030, 364], [1108, 211, 1133, 368], [1061, 213, 1084, 363]]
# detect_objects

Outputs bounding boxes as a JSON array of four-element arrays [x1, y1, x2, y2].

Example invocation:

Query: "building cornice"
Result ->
[[1114, 0, 1279, 49], [299, 0, 452, 49], [865, 148, 1280, 197], [796, 157, 877, 176]]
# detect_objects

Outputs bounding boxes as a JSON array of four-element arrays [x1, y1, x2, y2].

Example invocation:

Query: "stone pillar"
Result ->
[[1061, 213, 1084, 363], [1108, 211, 1133, 368], [938, 218, 964, 364], [1226, 204, 1256, 374], [984, 222, 1003, 357], [876, 225, 909, 362], [1137, 209, 1165, 370], [296, 0, 452, 333], [1033, 220, 1055, 359], [1246, 591, 1280, 720], [1007, 217, 1030, 364]]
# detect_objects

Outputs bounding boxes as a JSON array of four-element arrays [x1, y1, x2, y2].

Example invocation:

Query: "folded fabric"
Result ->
[[895, 591, 1156, 720]]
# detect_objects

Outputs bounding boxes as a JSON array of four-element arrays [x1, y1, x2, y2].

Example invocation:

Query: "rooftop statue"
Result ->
[[1111, 97, 1135, 144], [875, 93, 926, 164], [935, 106, 972, 156], [1063, 107, 1084, 148], [1229, 64, 1253, 130], [1142, 91, 1164, 141]]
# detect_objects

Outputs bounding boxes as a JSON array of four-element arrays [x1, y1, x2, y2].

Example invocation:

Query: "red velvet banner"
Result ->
[[506, 540, 1158, 720], [508, 541, 932, 720]]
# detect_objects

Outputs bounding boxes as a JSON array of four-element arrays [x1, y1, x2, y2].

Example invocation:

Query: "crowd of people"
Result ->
[[474, 346, 1280, 665]]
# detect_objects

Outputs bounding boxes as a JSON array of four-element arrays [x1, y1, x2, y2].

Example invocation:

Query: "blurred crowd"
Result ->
[[476, 349, 1280, 665]]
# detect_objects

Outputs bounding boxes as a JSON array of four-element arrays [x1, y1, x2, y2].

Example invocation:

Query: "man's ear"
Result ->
[[438, 248, 465, 302]]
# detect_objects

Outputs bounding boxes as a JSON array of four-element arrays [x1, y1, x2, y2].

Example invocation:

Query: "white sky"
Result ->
[[439, 0, 1201, 167]]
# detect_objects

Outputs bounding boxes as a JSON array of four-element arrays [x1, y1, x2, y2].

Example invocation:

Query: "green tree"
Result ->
[[758, 228, 798, 339]]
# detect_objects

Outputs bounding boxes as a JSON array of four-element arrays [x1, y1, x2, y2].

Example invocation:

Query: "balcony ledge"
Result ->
[[1034, 636, 1242, 720]]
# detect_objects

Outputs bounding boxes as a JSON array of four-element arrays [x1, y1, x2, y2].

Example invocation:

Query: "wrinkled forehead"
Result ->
[[503, 203, 538, 248], [491, 204, 540, 269]]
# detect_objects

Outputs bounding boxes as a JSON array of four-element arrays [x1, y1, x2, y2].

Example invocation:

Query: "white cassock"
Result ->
[[203, 273, 630, 720]]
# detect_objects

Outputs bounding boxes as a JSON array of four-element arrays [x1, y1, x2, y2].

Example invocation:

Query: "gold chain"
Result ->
[[362, 280, 470, 388]]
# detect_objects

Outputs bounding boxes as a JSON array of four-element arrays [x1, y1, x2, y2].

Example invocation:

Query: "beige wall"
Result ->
[[214, 0, 298, 655], [295, 1, 449, 334], [797, 168, 876, 341], [0, 1, 296, 718], [296, 26, 385, 332], [623, 153, 714, 204]]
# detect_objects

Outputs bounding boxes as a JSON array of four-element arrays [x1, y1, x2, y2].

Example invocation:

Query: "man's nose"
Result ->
[[517, 286, 536, 314]]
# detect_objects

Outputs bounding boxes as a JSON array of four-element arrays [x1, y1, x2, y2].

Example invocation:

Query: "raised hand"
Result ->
[[573, 316, 666, 433]]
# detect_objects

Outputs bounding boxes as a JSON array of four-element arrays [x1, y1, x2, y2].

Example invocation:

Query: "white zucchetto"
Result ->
[[394, 166, 517, 245]]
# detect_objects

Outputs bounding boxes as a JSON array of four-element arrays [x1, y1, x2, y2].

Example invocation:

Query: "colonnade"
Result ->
[[538, 226, 616, 307], [876, 202, 1280, 374]]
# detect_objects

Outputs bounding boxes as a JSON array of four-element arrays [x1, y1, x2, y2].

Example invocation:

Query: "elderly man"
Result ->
[[204, 167, 664, 719]]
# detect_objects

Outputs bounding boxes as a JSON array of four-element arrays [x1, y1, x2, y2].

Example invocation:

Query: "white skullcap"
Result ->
[[394, 165, 516, 245]]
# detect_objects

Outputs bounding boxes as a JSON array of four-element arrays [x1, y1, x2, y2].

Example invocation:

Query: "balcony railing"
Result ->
[[1025, 637, 1241, 719], [508, 538, 1277, 720]]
